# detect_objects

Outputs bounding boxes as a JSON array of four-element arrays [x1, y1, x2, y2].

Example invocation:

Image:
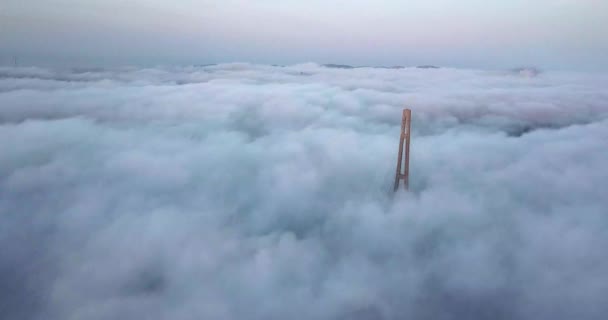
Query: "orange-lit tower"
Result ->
[[394, 109, 411, 191]]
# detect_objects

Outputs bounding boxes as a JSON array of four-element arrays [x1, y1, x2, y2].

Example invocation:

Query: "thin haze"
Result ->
[[1, 0, 607, 69]]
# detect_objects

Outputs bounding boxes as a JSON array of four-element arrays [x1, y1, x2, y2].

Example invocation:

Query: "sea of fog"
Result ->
[[1, 64, 607, 320]]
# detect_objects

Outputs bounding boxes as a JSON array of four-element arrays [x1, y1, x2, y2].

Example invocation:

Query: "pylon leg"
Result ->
[[394, 109, 411, 191]]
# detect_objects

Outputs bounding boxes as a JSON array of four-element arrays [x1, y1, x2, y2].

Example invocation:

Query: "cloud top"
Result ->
[[1, 64, 607, 320]]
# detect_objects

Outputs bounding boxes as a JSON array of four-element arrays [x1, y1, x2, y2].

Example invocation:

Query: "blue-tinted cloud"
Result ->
[[1, 64, 608, 319]]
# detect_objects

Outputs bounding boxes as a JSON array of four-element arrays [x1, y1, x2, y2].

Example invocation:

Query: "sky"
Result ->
[[1, 0, 608, 69]]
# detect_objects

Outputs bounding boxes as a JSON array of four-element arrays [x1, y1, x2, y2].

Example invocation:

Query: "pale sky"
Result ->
[[1, 0, 607, 70]]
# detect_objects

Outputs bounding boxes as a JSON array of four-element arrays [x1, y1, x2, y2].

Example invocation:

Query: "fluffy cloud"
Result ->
[[1, 64, 607, 320]]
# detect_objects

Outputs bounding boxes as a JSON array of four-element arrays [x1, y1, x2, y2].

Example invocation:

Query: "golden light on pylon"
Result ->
[[394, 108, 411, 191]]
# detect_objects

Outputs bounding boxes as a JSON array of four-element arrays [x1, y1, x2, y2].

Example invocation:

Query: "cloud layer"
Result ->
[[1, 64, 608, 320]]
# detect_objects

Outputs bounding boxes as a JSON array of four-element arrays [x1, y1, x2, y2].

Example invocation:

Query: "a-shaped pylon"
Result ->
[[393, 108, 411, 191]]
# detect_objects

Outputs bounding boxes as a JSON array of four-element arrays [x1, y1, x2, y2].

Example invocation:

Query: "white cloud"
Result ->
[[1, 64, 607, 319]]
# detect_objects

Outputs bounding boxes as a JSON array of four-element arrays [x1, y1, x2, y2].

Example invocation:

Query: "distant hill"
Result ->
[[416, 65, 440, 69], [511, 67, 541, 77], [323, 64, 356, 69], [324, 64, 428, 70]]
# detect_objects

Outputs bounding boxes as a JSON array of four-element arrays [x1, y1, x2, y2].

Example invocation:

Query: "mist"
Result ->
[[1, 64, 607, 320]]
